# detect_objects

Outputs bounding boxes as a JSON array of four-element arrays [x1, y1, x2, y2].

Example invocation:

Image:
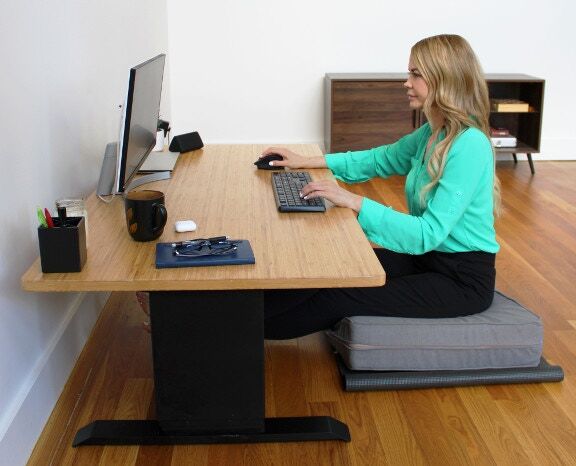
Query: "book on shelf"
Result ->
[[490, 99, 530, 112], [490, 127, 510, 137]]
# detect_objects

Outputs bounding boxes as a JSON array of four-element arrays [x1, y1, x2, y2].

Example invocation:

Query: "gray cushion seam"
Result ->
[[341, 322, 540, 327], [340, 344, 541, 350]]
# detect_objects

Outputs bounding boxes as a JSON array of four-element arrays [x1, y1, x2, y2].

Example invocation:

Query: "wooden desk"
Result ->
[[22, 144, 385, 445]]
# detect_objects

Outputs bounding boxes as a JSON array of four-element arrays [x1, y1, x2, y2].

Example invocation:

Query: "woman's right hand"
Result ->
[[260, 147, 326, 170]]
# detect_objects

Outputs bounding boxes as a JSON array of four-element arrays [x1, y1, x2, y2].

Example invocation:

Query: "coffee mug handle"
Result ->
[[152, 203, 168, 233]]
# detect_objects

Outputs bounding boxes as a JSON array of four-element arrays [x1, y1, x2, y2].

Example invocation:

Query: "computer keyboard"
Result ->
[[271, 171, 326, 212]]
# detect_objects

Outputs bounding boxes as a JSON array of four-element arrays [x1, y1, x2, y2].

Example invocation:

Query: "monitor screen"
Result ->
[[117, 54, 166, 192]]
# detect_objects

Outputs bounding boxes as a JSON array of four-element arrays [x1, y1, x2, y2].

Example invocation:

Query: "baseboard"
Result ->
[[0, 291, 108, 466], [496, 137, 576, 161], [496, 153, 576, 162]]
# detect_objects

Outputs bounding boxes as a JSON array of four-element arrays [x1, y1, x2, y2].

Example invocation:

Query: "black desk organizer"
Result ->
[[38, 217, 87, 273]]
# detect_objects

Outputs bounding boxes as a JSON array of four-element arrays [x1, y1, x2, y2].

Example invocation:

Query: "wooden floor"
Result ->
[[28, 160, 576, 465]]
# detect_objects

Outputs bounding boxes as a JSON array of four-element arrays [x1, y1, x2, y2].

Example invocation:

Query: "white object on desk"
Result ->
[[175, 220, 197, 232], [153, 130, 165, 151]]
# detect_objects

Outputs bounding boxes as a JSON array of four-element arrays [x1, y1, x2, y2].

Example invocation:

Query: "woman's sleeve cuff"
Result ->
[[325, 153, 346, 174], [357, 197, 390, 242]]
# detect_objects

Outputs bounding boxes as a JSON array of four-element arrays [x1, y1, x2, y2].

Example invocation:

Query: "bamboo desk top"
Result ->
[[21, 144, 385, 292]]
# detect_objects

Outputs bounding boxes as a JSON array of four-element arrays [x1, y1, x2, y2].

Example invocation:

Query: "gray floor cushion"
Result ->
[[326, 291, 543, 371]]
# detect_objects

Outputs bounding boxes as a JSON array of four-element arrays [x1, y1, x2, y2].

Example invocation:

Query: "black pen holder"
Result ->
[[38, 217, 87, 273]]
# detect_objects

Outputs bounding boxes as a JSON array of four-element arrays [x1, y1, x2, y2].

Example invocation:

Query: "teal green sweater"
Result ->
[[326, 123, 499, 254]]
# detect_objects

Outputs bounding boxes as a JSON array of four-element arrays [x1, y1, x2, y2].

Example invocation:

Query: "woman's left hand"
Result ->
[[300, 180, 363, 212]]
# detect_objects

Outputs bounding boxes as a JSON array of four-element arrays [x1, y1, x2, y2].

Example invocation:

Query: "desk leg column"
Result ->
[[150, 290, 265, 434]]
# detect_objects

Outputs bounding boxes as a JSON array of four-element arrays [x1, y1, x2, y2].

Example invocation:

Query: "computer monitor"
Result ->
[[97, 54, 166, 196]]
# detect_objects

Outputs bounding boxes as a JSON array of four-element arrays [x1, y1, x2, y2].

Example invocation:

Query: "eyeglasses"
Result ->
[[172, 237, 239, 258]]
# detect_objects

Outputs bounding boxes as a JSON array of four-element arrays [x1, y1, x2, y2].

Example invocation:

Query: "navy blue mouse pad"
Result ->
[[155, 240, 255, 268]]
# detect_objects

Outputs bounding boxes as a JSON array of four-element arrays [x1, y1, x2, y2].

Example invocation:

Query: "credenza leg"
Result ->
[[527, 153, 535, 174]]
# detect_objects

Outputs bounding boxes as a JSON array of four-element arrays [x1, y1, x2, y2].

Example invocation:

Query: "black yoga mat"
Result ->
[[336, 356, 564, 392]]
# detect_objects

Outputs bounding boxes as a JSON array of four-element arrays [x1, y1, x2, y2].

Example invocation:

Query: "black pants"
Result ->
[[264, 249, 496, 340]]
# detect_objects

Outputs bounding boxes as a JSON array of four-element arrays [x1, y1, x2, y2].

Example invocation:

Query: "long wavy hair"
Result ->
[[410, 34, 501, 215]]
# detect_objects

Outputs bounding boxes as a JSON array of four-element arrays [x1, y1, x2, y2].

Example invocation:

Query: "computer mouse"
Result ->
[[174, 219, 197, 232], [254, 153, 284, 170]]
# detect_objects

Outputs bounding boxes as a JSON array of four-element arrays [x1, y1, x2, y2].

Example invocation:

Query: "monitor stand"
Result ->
[[124, 171, 171, 193], [96, 142, 119, 196], [97, 141, 171, 196]]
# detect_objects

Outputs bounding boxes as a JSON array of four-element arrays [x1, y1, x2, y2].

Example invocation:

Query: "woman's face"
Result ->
[[404, 58, 429, 109]]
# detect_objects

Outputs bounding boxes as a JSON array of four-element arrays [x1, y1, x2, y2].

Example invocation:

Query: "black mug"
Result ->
[[124, 190, 168, 241]]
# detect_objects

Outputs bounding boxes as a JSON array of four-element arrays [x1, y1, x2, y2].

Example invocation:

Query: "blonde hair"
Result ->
[[410, 34, 501, 215]]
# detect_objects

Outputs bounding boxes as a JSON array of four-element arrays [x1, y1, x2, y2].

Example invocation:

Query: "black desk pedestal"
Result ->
[[73, 291, 350, 446]]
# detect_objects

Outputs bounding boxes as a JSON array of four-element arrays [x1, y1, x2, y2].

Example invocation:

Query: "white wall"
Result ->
[[167, 0, 576, 159], [0, 1, 169, 464]]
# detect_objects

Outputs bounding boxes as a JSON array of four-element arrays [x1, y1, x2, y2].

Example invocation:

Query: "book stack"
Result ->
[[490, 127, 517, 148], [490, 99, 530, 112]]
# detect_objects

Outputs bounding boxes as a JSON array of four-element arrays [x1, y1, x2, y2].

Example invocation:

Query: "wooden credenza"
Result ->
[[324, 73, 419, 153], [324, 73, 544, 173]]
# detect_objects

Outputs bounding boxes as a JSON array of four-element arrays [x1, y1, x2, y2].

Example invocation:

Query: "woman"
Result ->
[[261, 34, 501, 339]]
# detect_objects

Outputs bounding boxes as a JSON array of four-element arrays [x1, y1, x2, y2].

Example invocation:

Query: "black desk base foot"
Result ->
[[73, 416, 350, 446]]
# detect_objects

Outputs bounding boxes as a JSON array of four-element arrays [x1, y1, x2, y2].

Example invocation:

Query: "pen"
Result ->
[[37, 207, 48, 228], [171, 236, 229, 247], [57, 206, 67, 227], [44, 208, 54, 228]]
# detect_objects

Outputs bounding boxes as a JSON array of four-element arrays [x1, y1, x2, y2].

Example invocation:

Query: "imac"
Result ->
[[97, 54, 166, 196]]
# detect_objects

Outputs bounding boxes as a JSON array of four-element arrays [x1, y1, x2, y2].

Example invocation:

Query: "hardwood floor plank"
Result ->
[[98, 445, 139, 466], [114, 378, 154, 420], [169, 445, 209, 466], [399, 388, 496, 465], [309, 402, 354, 466], [298, 333, 342, 403], [492, 384, 576, 464], [544, 375, 576, 427], [368, 391, 427, 466], [336, 392, 389, 466], [496, 240, 576, 330], [456, 386, 533, 464], [268, 341, 310, 418], [134, 445, 173, 466]]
